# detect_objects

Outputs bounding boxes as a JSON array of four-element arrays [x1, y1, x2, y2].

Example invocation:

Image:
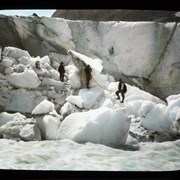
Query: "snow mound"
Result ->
[[139, 101, 168, 132], [6, 68, 41, 89], [32, 99, 55, 115], [57, 107, 131, 148]]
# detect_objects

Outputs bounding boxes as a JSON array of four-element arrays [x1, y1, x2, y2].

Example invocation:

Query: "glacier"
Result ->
[[0, 14, 180, 171]]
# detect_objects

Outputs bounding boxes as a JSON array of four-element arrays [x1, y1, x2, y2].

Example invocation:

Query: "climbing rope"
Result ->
[[92, 75, 128, 104], [91, 75, 110, 91]]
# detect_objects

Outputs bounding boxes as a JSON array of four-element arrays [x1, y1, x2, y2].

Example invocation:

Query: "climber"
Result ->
[[58, 62, 65, 82], [116, 78, 127, 103], [0, 46, 3, 62], [35, 60, 41, 69], [84, 64, 92, 89]]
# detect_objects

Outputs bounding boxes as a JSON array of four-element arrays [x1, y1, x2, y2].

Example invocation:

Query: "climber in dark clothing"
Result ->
[[116, 78, 127, 103], [84, 64, 92, 89], [58, 62, 65, 82], [35, 60, 41, 69], [0, 46, 3, 62]]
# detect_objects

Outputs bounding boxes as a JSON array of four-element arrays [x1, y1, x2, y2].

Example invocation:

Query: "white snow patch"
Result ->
[[66, 95, 83, 109], [32, 99, 55, 115]]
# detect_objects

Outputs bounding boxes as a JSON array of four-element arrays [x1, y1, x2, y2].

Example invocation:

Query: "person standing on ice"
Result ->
[[0, 46, 3, 62], [84, 64, 92, 89], [116, 78, 127, 103], [58, 62, 65, 82], [35, 60, 41, 69]]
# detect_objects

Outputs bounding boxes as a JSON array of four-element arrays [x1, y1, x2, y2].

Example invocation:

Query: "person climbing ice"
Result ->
[[84, 64, 92, 89], [58, 62, 65, 82], [116, 78, 127, 103], [35, 60, 41, 69]]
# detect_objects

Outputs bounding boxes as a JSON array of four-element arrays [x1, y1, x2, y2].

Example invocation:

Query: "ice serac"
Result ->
[[4, 90, 44, 113], [6, 68, 41, 89], [57, 107, 131, 148], [0, 15, 180, 100]]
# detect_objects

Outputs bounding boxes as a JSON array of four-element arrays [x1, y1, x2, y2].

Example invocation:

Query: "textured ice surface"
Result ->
[[0, 139, 180, 171]]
